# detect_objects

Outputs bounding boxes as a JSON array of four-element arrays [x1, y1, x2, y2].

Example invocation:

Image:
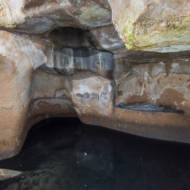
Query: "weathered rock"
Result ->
[[45, 48, 114, 77], [1, 28, 190, 160], [109, 0, 190, 52], [0, 169, 22, 181], [0, 0, 123, 51], [90, 25, 124, 51], [2, 0, 190, 52], [0, 31, 50, 159], [72, 76, 113, 117], [0, 30, 115, 159], [0, 0, 111, 33], [1, 0, 190, 161]]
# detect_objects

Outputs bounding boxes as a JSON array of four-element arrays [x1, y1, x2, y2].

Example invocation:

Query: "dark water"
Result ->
[[1, 118, 190, 190]]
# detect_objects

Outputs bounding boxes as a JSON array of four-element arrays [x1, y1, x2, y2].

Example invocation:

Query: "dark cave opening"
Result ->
[[1, 118, 190, 190], [47, 27, 95, 49]]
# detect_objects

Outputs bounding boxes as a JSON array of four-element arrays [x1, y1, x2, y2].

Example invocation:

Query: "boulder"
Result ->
[[0, 169, 22, 181], [0, 0, 111, 33], [109, 0, 190, 52]]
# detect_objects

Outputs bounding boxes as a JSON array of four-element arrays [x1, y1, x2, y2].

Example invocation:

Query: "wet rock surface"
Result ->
[[1, 118, 190, 190]]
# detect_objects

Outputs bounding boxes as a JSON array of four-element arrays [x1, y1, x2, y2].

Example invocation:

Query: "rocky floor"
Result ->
[[0, 118, 190, 190]]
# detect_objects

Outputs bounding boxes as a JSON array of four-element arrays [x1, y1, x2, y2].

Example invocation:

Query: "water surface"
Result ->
[[0, 118, 190, 190]]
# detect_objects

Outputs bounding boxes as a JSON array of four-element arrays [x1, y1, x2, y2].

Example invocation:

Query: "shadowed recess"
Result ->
[[117, 103, 185, 114]]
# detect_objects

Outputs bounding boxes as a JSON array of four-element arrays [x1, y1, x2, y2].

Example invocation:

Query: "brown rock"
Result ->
[[0, 169, 22, 181], [0, 0, 111, 33], [109, 0, 190, 52], [1, 1, 190, 161], [90, 25, 124, 51]]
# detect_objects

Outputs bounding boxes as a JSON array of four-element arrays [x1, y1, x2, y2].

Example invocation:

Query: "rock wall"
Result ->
[[0, 0, 190, 160], [109, 0, 190, 52]]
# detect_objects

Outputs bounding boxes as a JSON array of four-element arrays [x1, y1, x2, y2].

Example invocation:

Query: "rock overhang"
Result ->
[[109, 0, 190, 52]]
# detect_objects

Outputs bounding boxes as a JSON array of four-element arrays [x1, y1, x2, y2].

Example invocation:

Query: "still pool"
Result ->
[[0, 118, 190, 190]]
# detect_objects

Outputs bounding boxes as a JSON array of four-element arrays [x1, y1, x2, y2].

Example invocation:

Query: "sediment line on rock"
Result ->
[[116, 103, 185, 114]]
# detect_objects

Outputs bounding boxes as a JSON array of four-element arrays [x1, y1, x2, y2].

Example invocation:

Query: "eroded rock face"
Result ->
[[109, 0, 190, 52], [0, 31, 50, 159], [0, 0, 190, 160], [0, 0, 111, 32], [0, 0, 123, 51], [0, 169, 22, 181]]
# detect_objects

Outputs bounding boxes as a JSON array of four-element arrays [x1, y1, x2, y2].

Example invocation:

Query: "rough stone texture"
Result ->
[[109, 0, 190, 52], [90, 25, 124, 50], [115, 61, 190, 113], [0, 169, 22, 181], [0, 0, 122, 52], [72, 76, 113, 117], [0, 31, 50, 160], [0, 0, 111, 33], [1, 0, 190, 160]]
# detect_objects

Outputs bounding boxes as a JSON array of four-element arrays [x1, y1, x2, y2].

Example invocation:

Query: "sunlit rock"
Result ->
[[0, 169, 22, 181], [109, 0, 190, 52]]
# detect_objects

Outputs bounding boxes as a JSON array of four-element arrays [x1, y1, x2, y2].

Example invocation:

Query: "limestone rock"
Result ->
[[72, 76, 113, 117], [1, 0, 190, 161], [0, 0, 111, 33], [0, 30, 115, 159], [109, 0, 190, 52], [90, 25, 124, 50], [0, 169, 22, 181], [0, 31, 51, 159], [0, 0, 123, 51], [44, 48, 114, 77]]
